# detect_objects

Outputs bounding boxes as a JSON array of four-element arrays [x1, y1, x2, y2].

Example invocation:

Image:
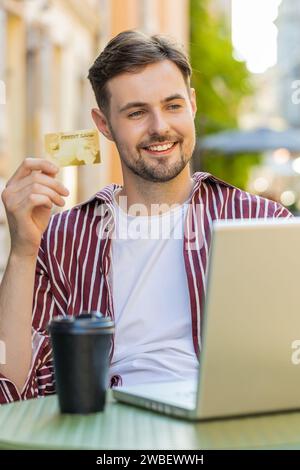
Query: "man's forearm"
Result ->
[[0, 252, 37, 391]]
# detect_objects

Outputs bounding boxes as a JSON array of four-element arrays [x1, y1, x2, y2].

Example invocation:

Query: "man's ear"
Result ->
[[190, 88, 197, 118], [91, 108, 114, 142]]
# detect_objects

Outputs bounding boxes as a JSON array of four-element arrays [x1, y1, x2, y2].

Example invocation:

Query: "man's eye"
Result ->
[[128, 110, 144, 118], [168, 104, 181, 110]]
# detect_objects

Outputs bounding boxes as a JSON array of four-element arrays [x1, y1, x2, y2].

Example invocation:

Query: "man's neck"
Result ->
[[116, 167, 195, 216]]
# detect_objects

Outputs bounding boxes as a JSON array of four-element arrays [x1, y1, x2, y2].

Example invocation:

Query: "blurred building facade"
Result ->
[[246, 0, 300, 212], [277, 0, 300, 128], [0, 0, 189, 275]]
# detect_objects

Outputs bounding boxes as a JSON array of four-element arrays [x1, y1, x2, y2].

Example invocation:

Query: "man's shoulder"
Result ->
[[42, 182, 121, 241], [193, 172, 293, 219], [73, 182, 122, 210]]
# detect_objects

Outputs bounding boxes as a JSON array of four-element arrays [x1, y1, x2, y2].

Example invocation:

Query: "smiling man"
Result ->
[[0, 30, 292, 402], [89, 38, 197, 213]]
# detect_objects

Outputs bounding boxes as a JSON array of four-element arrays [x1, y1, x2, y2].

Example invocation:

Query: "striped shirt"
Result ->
[[0, 172, 292, 404]]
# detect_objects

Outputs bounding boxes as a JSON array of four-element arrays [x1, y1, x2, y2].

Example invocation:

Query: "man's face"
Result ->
[[94, 60, 197, 183]]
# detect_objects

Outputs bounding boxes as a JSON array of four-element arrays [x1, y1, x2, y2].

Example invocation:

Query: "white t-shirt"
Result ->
[[109, 194, 199, 386]]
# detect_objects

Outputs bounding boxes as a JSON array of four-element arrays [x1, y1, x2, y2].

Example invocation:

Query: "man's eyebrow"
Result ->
[[119, 94, 186, 113], [163, 93, 186, 103]]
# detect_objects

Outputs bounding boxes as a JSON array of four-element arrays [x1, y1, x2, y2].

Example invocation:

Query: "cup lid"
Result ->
[[48, 311, 115, 333]]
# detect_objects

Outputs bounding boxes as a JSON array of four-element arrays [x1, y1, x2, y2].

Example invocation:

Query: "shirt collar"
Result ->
[[74, 172, 236, 210]]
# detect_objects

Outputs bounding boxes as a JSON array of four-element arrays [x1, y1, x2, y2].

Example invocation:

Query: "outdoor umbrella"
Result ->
[[198, 127, 300, 154]]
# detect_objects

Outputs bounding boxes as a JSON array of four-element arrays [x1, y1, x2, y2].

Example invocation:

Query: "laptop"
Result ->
[[113, 218, 300, 420]]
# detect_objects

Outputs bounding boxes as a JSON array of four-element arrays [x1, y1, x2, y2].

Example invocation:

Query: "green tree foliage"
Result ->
[[190, 0, 261, 188]]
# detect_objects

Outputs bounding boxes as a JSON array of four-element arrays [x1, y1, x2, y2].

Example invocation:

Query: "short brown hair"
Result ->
[[88, 29, 192, 117]]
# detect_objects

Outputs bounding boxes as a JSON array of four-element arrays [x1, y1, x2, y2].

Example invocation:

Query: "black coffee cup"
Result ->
[[48, 311, 115, 414]]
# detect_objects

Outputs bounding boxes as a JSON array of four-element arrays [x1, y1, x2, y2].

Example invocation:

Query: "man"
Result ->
[[0, 30, 292, 403]]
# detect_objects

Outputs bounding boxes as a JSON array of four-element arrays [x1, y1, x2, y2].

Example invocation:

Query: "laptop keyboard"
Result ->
[[114, 380, 198, 409], [150, 389, 196, 406], [172, 390, 196, 400]]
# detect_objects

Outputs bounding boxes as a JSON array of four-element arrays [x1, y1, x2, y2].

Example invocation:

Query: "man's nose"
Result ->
[[148, 111, 170, 136]]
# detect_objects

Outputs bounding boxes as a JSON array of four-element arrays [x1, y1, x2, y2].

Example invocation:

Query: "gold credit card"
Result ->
[[44, 129, 101, 167]]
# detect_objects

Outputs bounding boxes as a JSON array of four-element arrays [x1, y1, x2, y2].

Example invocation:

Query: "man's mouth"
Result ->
[[141, 141, 178, 156]]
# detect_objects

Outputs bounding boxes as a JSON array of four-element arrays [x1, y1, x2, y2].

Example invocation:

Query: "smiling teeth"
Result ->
[[146, 142, 175, 151]]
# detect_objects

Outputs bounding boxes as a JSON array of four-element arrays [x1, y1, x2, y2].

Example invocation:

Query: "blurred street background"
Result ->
[[0, 0, 299, 278]]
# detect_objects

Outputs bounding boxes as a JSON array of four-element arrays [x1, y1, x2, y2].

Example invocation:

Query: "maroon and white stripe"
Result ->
[[0, 173, 293, 403]]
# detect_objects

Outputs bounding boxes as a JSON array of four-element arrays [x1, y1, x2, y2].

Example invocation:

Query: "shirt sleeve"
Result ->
[[0, 235, 59, 404], [272, 202, 294, 219]]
